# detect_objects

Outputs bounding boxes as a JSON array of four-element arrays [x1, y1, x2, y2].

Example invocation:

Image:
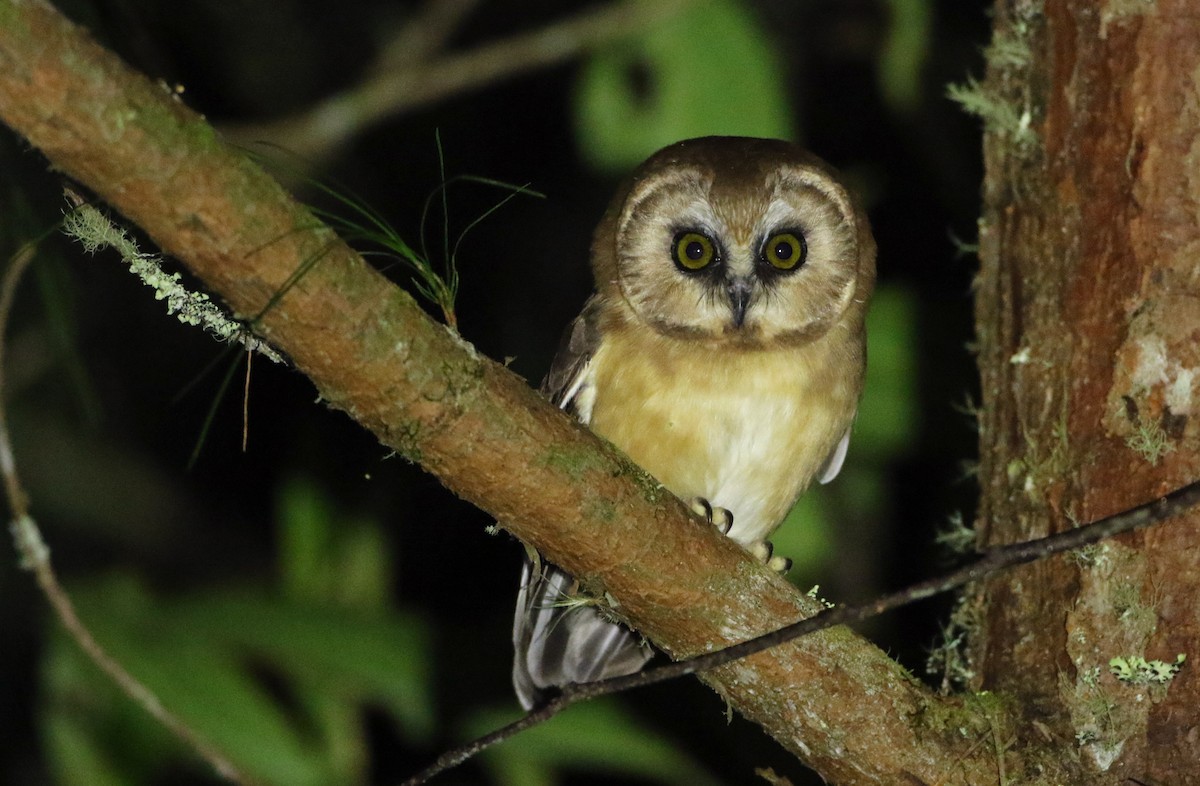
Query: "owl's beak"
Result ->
[[726, 278, 753, 328]]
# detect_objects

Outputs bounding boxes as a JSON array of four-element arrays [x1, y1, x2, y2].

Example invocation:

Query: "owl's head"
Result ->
[[591, 136, 875, 348]]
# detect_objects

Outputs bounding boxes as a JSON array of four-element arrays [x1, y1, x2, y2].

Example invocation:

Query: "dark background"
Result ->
[[1, 1, 990, 783]]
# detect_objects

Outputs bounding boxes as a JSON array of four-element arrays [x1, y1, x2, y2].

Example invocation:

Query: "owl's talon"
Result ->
[[690, 497, 733, 534], [690, 502, 789, 571], [767, 554, 793, 573], [713, 508, 733, 535], [749, 540, 772, 563], [746, 539, 792, 573]]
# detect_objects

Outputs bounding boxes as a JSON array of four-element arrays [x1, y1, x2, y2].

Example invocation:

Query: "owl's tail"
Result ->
[[511, 558, 654, 710]]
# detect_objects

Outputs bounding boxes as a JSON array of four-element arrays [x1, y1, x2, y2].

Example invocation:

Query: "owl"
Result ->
[[512, 136, 875, 709]]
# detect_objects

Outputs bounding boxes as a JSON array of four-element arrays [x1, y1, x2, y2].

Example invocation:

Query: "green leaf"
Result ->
[[278, 475, 337, 603], [574, 0, 796, 173], [277, 476, 393, 610], [124, 635, 331, 786], [38, 572, 434, 785], [178, 591, 435, 740], [41, 711, 129, 786], [464, 700, 720, 786], [42, 575, 337, 785]]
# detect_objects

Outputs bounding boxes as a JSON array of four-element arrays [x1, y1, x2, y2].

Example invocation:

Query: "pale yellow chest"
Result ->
[[585, 327, 860, 544]]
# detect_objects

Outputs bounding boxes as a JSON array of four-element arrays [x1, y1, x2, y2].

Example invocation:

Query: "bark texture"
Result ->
[[975, 1, 1200, 781], [0, 1, 1025, 783]]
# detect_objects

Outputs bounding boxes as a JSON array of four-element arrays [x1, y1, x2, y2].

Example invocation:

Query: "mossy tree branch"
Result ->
[[0, 1, 1052, 783]]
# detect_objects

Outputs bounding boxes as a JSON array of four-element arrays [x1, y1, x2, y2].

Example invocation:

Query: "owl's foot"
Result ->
[[689, 497, 791, 574], [689, 497, 733, 535], [748, 539, 792, 574]]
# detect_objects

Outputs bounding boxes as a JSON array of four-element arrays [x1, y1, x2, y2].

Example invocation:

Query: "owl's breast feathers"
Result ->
[[583, 315, 862, 545]]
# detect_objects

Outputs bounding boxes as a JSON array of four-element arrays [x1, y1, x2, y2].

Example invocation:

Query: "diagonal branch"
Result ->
[[406, 476, 1200, 783], [0, 2, 1056, 783]]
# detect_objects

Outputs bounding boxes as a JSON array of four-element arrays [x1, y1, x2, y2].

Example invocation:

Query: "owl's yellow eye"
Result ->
[[763, 231, 807, 271], [673, 231, 716, 271]]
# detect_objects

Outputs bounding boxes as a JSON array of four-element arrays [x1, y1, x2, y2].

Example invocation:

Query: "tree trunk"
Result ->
[[975, 1, 1200, 780]]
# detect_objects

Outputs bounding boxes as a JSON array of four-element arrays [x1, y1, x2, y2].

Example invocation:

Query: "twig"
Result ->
[[401, 479, 1200, 785], [0, 240, 251, 785], [242, 348, 252, 452], [221, 0, 691, 160], [373, 0, 483, 72]]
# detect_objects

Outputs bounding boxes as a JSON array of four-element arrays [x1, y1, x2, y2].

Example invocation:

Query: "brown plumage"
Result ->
[[513, 137, 875, 709]]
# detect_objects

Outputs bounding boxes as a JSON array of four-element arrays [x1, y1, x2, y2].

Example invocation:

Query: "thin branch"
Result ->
[[0, 240, 251, 785], [221, 0, 691, 159], [402, 478, 1200, 785], [0, 243, 36, 511], [373, 0, 482, 72]]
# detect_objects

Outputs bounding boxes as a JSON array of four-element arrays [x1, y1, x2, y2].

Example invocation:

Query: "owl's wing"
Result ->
[[512, 559, 653, 709], [540, 295, 603, 418], [816, 430, 851, 485], [512, 296, 653, 710]]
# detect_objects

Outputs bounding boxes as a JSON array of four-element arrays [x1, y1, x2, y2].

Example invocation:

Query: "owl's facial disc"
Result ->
[[608, 153, 866, 347]]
